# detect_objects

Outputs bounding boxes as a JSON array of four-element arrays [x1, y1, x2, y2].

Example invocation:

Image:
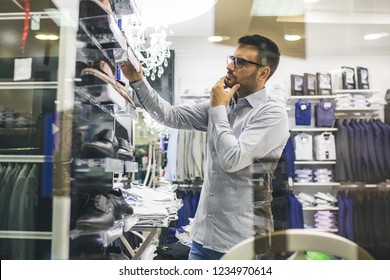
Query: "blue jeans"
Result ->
[[188, 241, 225, 260]]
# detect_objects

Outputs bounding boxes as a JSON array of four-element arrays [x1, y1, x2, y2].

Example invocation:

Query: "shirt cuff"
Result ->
[[130, 77, 154, 97], [209, 105, 228, 124]]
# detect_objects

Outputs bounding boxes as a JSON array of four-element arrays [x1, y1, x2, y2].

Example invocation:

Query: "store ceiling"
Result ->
[[170, 0, 390, 58], [1, 0, 389, 59]]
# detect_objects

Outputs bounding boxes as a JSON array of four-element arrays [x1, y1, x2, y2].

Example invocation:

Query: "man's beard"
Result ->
[[225, 72, 237, 89]]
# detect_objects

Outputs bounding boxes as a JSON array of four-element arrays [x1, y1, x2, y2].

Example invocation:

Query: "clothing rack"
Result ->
[[337, 186, 390, 259]]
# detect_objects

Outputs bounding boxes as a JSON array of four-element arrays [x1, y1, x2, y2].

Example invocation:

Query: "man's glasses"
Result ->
[[226, 55, 264, 68]]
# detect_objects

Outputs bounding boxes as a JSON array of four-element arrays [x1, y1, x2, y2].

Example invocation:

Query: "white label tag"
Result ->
[[323, 102, 332, 109], [14, 57, 32, 81], [300, 104, 307, 110]]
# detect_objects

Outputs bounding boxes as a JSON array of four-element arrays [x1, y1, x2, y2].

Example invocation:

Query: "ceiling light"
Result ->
[[35, 33, 59, 40], [364, 32, 389, 40], [251, 0, 305, 16], [284, 34, 301, 41], [138, 0, 218, 27], [208, 35, 230, 42]]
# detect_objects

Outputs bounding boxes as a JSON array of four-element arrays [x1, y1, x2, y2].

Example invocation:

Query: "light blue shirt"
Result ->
[[131, 77, 289, 252]]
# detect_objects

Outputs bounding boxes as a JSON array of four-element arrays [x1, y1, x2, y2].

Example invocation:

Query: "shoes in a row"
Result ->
[[80, 128, 135, 161], [76, 188, 133, 231]]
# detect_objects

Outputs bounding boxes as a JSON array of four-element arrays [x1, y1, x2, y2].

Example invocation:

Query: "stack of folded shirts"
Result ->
[[313, 168, 334, 183], [314, 210, 337, 230], [351, 94, 369, 108], [368, 94, 386, 108], [335, 94, 352, 109], [314, 192, 338, 207], [296, 192, 317, 207], [123, 183, 181, 227], [296, 192, 338, 208], [294, 168, 313, 183]]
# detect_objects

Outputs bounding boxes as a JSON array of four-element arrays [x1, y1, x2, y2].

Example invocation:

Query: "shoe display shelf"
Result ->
[[70, 213, 138, 247], [74, 87, 137, 134], [78, 0, 128, 66], [76, 0, 138, 125], [72, 157, 137, 189], [67, 0, 144, 260]]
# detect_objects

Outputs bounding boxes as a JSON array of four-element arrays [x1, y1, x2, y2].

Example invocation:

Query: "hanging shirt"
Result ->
[[164, 128, 179, 182]]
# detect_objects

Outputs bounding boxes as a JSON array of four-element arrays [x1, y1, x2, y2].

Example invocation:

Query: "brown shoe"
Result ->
[[81, 60, 136, 107]]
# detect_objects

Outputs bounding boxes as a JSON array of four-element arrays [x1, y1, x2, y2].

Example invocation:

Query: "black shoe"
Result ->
[[76, 194, 115, 231], [117, 137, 135, 161], [107, 189, 134, 220], [80, 129, 118, 158]]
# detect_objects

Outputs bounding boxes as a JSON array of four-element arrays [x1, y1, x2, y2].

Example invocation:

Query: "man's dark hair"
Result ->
[[238, 34, 280, 79]]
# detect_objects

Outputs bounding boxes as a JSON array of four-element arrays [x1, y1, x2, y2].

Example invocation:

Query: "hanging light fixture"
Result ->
[[121, 0, 217, 80], [124, 22, 172, 81]]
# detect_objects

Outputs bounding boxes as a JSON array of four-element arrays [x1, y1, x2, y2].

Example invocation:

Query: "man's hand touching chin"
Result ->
[[210, 75, 240, 107]]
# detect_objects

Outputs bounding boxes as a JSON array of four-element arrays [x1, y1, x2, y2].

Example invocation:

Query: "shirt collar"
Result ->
[[237, 88, 268, 108]]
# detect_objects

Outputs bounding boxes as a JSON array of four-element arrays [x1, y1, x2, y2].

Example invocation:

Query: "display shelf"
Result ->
[[0, 230, 53, 240], [0, 81, 58, 89], [123, 214, 138, 232], [293, 182, 340, 187], [333, 89, 379, 94], [289, 95, 336, 100], [303, 206, 339, 211], [0, 155, 53, 163], [294, 161, 336, 165], [124, 161, 138, 173], [335, 107, 381, 112], [290, 127, 337, 132], [74, 158, 124, 173], [79, 0, 126, 49], [78, 0, 138, 66], [70, 220, 123, 247], [74, 85, 137, 120]]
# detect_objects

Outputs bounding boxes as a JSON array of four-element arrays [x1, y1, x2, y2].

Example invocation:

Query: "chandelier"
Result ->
[[118, 0, 218, 80], [124, 23, 172, 81]]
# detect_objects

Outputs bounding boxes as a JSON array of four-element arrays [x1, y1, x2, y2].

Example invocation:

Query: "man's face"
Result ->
[[225, 45, 264, 95]]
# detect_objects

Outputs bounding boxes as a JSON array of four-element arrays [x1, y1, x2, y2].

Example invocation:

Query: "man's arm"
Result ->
[[120, 61, 209, 131]]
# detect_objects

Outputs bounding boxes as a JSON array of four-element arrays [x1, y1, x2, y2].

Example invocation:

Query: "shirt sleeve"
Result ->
[[131, 77, 209, 131], [209, 103, 289, 173]]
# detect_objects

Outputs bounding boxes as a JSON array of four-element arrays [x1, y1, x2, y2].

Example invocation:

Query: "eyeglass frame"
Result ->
[[226, 55, 265, 68]]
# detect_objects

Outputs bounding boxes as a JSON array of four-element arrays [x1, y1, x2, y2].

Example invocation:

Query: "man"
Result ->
[[121, 34, 289, 260]]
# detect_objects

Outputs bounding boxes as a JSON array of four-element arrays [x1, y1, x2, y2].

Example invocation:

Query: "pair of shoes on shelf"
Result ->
[[108, 188, 134, 219], [76, 193, 115, 231], [80, 129, 135, 160], [75, 189, 134, 231], [117, 137, 135, 161], [80, 60, 136, 107], [80, 129, 118, 158]]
